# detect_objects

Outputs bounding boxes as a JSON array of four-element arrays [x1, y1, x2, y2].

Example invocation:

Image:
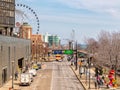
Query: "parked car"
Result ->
[[29, 69, 37, 76], [32, 64, 39, 70], [20, 73, 32, 86], [37, 63, 41, 69], [29, 73, 33, 82]]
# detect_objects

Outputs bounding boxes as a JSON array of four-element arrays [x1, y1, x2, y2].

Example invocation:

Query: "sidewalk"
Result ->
[[0, 63, 47, 90], [70, 65, 120, 90], [0, 77, 21, 90]]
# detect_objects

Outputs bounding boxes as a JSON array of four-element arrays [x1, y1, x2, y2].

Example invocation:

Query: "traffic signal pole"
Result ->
[[75, 41, 78, 70]]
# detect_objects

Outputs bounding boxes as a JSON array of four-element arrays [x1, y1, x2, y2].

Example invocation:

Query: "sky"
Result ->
[[15, 0, 120, 44]]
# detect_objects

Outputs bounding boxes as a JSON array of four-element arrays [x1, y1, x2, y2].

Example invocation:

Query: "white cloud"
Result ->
[[105, 8, 120, 17], [38, 14, 119, 25], [51, 0, 120, 17]]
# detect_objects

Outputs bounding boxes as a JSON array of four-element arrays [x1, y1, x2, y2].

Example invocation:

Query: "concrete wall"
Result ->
[[0, 35, 31, 87]]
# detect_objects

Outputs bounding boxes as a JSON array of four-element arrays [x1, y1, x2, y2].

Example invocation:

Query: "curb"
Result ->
[[70, 65, 86, 90]]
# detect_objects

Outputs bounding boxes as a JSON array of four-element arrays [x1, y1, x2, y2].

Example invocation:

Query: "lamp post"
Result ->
[[36, 40, 37, 63], [32, 42, 35, 60], [36, 32, 38, 63], [88, 57, 91, 89], [86, 63, 88, 86], [11, 61, 14, 89]]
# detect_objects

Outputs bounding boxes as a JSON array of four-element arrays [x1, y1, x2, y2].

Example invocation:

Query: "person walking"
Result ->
[[15, 71, 18, 80]]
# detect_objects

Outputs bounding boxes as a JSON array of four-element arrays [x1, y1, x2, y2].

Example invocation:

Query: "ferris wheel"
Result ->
[[15, 3, 40, 34]]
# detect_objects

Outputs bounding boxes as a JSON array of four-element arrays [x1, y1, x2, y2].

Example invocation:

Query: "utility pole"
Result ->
[[11, 61, 14, 89], [70, 29, 75, 49]]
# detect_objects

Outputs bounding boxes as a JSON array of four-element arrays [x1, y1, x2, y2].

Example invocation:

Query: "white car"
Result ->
[[29, 69, 37, 76], [20, 73, 32, 86]]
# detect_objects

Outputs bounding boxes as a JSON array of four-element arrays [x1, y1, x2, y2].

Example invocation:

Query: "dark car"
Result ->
[[116, 69, 120, 76], [37, 63, 41, 69]]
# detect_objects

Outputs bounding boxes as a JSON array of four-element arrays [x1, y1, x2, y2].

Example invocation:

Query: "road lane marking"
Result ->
[[50, 62, 54, 90]]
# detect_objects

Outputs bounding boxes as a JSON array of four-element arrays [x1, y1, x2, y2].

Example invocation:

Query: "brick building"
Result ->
[[19, 22, 32, 39]]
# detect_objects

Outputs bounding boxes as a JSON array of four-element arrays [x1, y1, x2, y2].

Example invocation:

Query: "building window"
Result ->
[[0, 0, 15, 26]]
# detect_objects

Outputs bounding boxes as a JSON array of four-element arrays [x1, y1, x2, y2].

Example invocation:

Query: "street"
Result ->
[[19, 59, 84, 90], [51, 60, 84, 90]]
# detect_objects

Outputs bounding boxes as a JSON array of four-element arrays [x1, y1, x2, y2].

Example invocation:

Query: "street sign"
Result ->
[[53, 50, 62, 54], [63, 50, 73, 55], [16, 22, 21, 27]]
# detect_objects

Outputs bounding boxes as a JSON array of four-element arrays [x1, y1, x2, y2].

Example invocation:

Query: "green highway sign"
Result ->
[[63, 50, 73, 55]]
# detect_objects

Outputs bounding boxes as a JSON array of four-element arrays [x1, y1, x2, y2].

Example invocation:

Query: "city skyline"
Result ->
[[16, 0, 120, 44]]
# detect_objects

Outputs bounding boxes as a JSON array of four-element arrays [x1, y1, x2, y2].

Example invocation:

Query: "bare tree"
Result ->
[[85, 38, 98, 54], [110, 32, 120, 79], [97, 31, 112, 66], [84, 30, 120, 72], [85, 38, 99, 65]]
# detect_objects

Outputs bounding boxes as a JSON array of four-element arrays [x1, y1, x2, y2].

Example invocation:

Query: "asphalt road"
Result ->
[[20, 59, 85, 90], [51, 60, 85, 90]]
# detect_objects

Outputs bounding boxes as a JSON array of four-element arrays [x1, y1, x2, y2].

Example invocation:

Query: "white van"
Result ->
[[20, 73, 32, 86], [29, 69, 37, 76]]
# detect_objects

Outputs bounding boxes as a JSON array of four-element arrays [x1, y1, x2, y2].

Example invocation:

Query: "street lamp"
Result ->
[[85, 62, 88, 86], [36, 40, 37, 63], [32, 41, 34, 60], [36, 32, 38, 63], [11, 60, 14, 89], [88, 56, 92, 89]]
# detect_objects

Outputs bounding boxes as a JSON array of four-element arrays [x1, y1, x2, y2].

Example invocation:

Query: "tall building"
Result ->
[[0, 0, 15, 36], [48, 35, 60, 47], [43, 33, 61, 48], [42, 32, 49, 43]]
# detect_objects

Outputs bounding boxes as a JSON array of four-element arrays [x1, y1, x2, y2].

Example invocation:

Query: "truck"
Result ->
[[20, 73, 32, 86]]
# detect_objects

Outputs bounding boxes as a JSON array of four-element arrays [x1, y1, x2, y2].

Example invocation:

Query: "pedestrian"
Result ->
[[93, 76, 98, 89], [101, 76, 106, 85], [73, 54, 76, 66], [71, 58, 74, 65], [15, 71, 18, 80], [79, 66, 84, 78], [96, 75, 102, 88], [70, 55, 74, 65]]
